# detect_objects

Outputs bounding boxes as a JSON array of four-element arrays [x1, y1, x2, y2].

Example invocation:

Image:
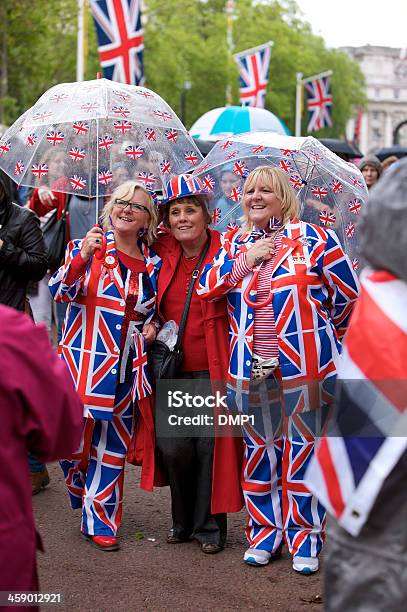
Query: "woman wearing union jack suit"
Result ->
[[152, 174, 243, 555], [198, 166, 359, 573], [49, 180, 161, 551]]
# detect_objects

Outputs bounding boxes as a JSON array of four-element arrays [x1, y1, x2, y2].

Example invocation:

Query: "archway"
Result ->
[[393, 120, 407, 144]]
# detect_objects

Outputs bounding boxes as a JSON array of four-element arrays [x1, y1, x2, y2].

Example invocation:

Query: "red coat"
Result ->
[[0, 306, 83, 601], [153, 230, 243, 514]]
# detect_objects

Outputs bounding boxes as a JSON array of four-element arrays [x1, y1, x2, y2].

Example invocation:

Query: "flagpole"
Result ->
[[225, 0, 235, 106], [295, 72, 303, 137], [302, 69, 333, 85], [77, 0, 85, 81]]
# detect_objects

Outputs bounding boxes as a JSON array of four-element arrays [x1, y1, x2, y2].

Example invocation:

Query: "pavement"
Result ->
[[33, 463, 323, 611]]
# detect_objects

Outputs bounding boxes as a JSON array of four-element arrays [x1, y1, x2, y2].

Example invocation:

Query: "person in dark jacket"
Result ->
[[0, 173, 48, 311]]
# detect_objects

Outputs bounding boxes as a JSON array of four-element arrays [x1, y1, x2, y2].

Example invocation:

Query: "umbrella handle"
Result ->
[[243, 266, 274, 309], [93, 224, 107, 260]]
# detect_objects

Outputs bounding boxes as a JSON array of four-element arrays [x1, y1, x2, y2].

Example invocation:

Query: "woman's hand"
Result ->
[[246, 237, 276, 268], [38, 187, 57, 207], [142, 323, 157, 345], [80, 225, 104, 262]]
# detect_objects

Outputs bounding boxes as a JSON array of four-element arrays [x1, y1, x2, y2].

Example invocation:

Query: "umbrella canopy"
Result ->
[[0, 78, 202, 199], [191, 131, 367, 267], [189, 106, 290, 140], [373, 145, 407, 161], [319, 138, 363, 160]]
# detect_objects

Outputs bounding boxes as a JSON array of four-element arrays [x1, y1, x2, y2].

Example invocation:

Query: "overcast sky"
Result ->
[[294, 0, 407, 49]]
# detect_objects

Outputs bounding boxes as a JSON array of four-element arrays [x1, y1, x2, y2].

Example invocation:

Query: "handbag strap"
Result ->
[[60, 193, 71, 218], [174, 237, 210, 351]]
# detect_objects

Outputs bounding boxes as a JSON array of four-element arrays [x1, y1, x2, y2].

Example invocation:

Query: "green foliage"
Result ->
[[1, 0, 366, 139]]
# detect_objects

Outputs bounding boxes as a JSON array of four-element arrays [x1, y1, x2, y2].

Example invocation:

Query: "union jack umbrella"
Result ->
[[192, 131, 367, 261], [0, 77, 202, 214]]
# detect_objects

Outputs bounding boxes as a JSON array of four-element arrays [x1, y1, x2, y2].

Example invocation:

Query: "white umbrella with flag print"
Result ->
[[191, 131, 367, 269], [0, 78, 203, 214]]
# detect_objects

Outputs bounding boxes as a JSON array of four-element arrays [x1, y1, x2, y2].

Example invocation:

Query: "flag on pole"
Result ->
[[233, 42, 273, 108], [305, 270, 407, 536], [89, 0, 144, 85], [303, 72, 333, 132], [352, 107, 363, 147]]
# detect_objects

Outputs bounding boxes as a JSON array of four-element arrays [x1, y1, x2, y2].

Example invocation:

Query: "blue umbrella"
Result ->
[[190, 106, 290, 140]]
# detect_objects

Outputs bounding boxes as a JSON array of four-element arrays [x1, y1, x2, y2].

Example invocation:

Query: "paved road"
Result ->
[[34, 464, 323, 611]]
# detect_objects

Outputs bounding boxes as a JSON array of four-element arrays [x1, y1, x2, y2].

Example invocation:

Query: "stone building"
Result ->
[[341, 45, 407, 154]]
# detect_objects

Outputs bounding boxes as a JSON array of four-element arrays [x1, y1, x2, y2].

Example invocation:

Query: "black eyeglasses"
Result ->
[[114, 199, 150, 214]]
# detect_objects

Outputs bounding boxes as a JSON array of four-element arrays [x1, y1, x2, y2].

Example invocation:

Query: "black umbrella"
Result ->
[[373, 145, 407, 161], [318, 139, 363, 160]]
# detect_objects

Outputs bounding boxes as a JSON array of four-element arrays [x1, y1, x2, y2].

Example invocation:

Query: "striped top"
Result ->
[[228, 232, 283, 358]]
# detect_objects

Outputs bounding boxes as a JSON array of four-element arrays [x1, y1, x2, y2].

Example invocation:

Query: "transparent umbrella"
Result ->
[[0, 77, 203, 219], [191, 131, 367, 268]]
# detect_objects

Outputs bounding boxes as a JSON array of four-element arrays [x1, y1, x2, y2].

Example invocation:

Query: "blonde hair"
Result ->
[[100, 180, 158, 245], [241, 166, 300, 230]]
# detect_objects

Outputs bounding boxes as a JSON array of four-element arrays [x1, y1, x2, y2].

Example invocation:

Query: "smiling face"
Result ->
[[110, 188, 151, 236], [243, 177, 283, 229], [167, 197, 208, 245]]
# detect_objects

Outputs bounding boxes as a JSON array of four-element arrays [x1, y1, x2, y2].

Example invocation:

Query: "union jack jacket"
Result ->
[[198, 220, 360, 411], [49, 230, 161, 420]]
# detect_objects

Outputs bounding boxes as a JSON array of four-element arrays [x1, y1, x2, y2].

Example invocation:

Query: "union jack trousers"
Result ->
[[60, 382, 133, 536], [243, 379, 326, 557]]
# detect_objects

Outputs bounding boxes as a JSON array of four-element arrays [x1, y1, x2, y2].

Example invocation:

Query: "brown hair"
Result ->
[[161, 195, 212, 228]]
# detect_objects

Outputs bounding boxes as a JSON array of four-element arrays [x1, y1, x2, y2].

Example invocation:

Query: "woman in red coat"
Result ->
[[153, 174, 243, 554]]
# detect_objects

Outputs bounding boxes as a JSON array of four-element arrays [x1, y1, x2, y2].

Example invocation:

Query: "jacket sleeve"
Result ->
[[197, 232, 245, 301], [3, 310, 83, 461], [320, 229, 360, 340], [0, 209, 48, 282], [48, 239, 89, 303]]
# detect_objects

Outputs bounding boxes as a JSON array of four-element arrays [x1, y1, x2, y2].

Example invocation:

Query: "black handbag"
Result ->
[[149, 238, 210, 380], [42, 197, 70, 270]]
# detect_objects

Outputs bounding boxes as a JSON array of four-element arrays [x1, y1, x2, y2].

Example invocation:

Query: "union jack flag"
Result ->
[[221, 140, 233, 150], [32, 111, 53, 123], [98, 168, 114, 185], [90, 0, 144, 85], [311, 186, 328, 200], [70, 175, 87, 190], [234, 41, 272, 107], [113, 89, 131, 102], [114, 120, 133, 134], [230, 186, 242, 202], [46, 130, 65, 146], [201, 174, 215, 192], [280, 148, 293, 156], [159, 159, 171, 174], [98, 134, 114, 151], [252, 145, 265, 153], [304, 74, 333, 133], [137, 171, 156, 186], [144, 127, 156, 141], [185, 151, 199, 166], [279, 159, 292, 173], [112, 105, 130, 117], [348, 199, 362, 215], [233, 160, 247, 177], [72, 121, 90, 135], [330, 179, 343, 193], [81, 102, 99, 113], [153, 110, 172, 122], [31, 163, 48, 179], [125, 145, 144, 159], [212, 208, 221, 225], [0, 140, 11, 156], [305, 270, 407, 536], [165, 128, 178, 143], [319, 210, 336, 226], [25, 133, 37, 146], [289, 174, 302, 190], [345, 222, 355, 238], [14, 160, 24, 176], [135, 89, 154, 98], [227, 222, 239, 231], [49, 92, 69, 103], [225, 151, 238, 160], [349, 176, 363, 188], [69, 147, 86, 162]]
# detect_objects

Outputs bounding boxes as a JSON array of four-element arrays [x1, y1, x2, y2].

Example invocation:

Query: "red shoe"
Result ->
[[91, 535, 119, 551]]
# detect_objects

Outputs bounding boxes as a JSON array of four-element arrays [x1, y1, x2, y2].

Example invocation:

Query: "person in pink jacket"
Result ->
[[0, 305, 83, 605]]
